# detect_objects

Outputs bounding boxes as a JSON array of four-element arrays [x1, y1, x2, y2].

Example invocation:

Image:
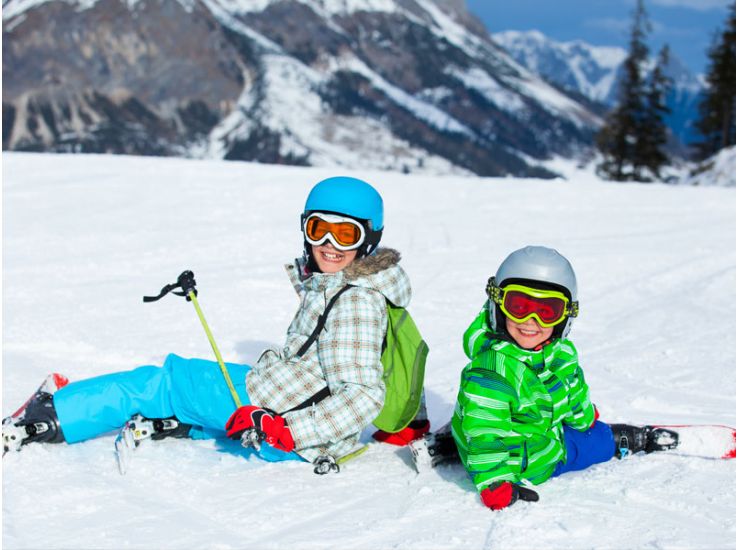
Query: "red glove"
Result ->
[[372, 419, 431, 446], [225, 406, 295, 453], [480, 482, 539, 511]]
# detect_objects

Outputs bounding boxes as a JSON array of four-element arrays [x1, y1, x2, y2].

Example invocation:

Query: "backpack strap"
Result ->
[[295, 285, 354, 358], [283, 285, 353, 415]]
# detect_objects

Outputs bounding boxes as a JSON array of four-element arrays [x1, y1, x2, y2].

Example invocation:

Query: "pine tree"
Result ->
[[694, 3, 736, 160], [636, 45, 673, 181], [596, 0, 652, 181]]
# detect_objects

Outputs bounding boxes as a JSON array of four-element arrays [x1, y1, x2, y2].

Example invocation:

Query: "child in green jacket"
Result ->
[[448, 246, 673, 511]]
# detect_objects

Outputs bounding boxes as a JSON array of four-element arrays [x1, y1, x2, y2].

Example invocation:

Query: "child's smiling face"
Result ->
[[505, 316, 554, 349], [311, 243, 358, 273]]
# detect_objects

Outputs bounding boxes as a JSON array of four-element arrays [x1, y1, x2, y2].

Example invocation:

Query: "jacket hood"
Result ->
[[286, 247, 411, 308]]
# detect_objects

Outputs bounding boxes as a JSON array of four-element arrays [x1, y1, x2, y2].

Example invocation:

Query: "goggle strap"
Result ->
[[486, 277, 502, 304], [363, 228, 382, 255]]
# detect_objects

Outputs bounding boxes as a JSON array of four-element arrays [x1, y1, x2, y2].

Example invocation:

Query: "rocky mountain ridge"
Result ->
[[3, 0, 602, 176]]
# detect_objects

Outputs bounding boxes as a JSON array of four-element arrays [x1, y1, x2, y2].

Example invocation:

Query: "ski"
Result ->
[[114, 417, 140, 475], [650, 424, 735, 460], [114, 414, 191, 475], [3, 373, 69, 456], [409, 422, 736, 473]]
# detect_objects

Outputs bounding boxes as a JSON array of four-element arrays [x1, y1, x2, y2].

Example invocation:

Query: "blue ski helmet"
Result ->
[[302, 177, 384, 261], [304, 176, 384, 230]]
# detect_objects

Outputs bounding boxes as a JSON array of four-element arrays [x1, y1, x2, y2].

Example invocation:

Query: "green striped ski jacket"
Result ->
[[451, 305, 596, 492]]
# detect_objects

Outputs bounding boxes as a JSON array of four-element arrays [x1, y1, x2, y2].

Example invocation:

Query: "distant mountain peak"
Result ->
[[493, 30, 627, 103], [493, 29, 704, 146]]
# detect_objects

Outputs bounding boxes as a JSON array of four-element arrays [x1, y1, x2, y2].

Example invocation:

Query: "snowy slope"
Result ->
[[682, 146, 737, 187], [2, 153, 736, 549]]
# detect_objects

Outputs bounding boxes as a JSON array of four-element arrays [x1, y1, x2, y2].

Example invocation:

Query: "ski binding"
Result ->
[[3, 373, 69, 456], [114, 414, 189, 474]]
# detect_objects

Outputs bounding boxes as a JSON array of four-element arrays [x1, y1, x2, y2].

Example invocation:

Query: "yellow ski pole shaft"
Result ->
[[187, 291, 242, 409]]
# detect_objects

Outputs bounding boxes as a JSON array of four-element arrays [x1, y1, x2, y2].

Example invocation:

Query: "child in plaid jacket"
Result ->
[[5, 177, 424, 470]]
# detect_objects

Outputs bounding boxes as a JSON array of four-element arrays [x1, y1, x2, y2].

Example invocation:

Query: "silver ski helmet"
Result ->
[[488, 246, 579, 338], [302, 177, 383, 265]]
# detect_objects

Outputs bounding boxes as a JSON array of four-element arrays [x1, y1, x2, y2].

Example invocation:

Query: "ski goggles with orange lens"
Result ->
[[303, 212, 367, 251], [487, 280, 579, 327]]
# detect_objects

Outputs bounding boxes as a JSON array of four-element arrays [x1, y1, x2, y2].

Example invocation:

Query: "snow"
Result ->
[[445, 66, 526, 115], [507, 72, 601, 127], [200, 0, 284, 52], [681, 146, 737, 187], [413, 0, 488, 58], [1, 0, 400, 20], [327, 54, 474, 137], [2, 0, 74, 21], [207, 0, 399, 16], [2, 152, 736, 549], [207, 51, 467, 174]]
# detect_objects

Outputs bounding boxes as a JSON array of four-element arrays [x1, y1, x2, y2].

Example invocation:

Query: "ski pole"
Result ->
[[143, 270, 242, 409]]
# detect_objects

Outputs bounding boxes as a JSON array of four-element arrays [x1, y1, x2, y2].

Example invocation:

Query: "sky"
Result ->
[[465, 0, 733, 75]]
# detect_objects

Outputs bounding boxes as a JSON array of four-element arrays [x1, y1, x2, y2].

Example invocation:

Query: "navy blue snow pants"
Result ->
[[551, 421, 615, 477]]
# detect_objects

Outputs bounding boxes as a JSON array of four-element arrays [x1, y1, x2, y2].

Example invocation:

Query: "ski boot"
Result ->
[[3, 390, 65, 455], [409, 422, 461, 473], [610, 424, 679, 459], [115, 414, 192, 474]]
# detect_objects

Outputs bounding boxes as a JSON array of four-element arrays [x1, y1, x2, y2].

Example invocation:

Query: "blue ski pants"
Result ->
[[552, 421, 615, 477], [53, 353, 303, 463]]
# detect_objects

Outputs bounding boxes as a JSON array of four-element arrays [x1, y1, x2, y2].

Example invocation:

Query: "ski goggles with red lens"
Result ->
[[302, 212, 367, 251], [487, 279, 579, 328]]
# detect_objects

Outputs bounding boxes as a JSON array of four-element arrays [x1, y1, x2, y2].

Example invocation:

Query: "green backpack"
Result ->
[[373, 302, 429, 433], [295, 285, 429, 434]]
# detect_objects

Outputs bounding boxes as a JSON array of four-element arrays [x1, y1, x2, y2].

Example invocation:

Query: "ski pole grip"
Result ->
[[143, 283, 178, 303], [177, 270, 198, 301]]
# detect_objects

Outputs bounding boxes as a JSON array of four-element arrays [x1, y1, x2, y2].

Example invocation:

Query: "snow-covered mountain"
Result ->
[[493, 30, 704, 146], [2, 0, 602, 177], [493, 30, 627, 105]]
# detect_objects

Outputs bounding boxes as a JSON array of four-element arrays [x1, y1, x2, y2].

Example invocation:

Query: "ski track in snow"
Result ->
[[2, 153, 736, 549]]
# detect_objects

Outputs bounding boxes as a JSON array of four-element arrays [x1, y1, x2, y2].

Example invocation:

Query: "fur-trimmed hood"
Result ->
[[343, 248, 401, 279], [286, 247, 411, 308]]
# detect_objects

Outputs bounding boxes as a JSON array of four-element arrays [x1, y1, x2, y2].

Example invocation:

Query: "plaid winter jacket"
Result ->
[[451, 305, 596, 491], [246, 248, 411, 464]]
